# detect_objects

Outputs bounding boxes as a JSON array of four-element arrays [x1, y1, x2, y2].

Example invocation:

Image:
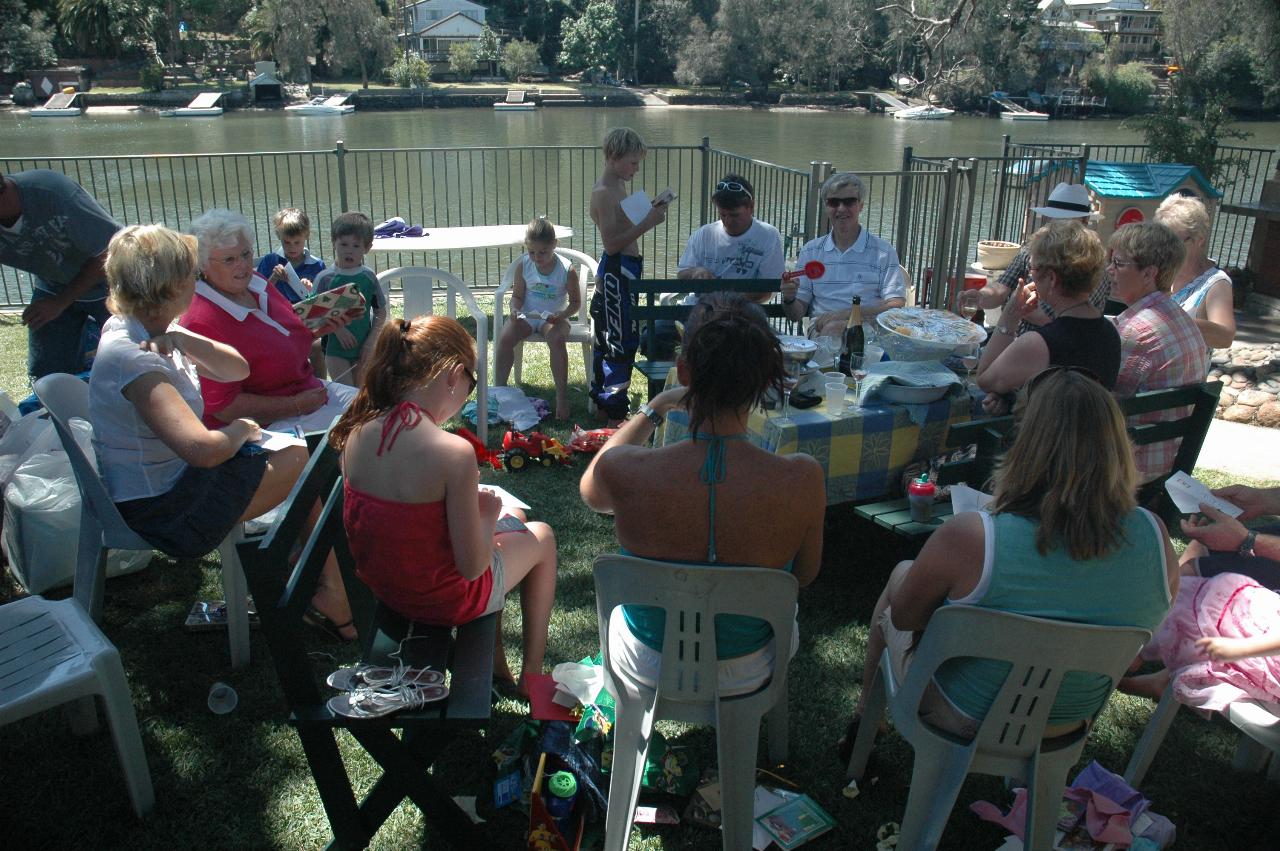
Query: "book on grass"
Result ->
[[755, 794, 835, 850]]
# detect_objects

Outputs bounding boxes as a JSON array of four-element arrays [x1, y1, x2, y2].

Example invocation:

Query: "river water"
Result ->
[[5, 106, 1279, 171]]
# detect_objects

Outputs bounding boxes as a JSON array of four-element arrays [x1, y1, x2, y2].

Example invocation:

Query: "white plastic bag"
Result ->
[[2, 416, 151, 594], [0, 411, 60, 491]]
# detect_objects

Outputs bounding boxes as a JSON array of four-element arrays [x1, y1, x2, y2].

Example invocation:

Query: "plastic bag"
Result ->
[[2, 416, 151, 594], [0, 411, 60, 491]]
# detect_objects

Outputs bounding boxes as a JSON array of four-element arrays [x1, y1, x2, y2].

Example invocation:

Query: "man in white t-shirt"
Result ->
[[644, 174, 784, 357]]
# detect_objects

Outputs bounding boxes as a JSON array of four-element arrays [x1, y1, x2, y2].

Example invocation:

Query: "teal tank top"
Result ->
[[621, 433, 793, 659], [933, 509, 1171, 723]]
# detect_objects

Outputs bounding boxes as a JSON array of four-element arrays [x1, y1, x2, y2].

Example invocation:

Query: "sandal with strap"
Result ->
[[303, 603, 357, 643], [327, 663, 444, 692], [328, 683, 450, 719]]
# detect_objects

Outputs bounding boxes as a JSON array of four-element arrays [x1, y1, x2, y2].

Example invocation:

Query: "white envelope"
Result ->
[[1164, 471, 1243, 517]]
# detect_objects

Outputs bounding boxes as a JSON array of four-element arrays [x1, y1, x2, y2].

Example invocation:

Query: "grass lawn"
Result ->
[[0, 308, 1275, 849]]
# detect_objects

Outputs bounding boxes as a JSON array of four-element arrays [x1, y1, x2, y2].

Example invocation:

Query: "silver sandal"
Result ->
[[327, 683, 450, 719], [326, 663, 444, 692]]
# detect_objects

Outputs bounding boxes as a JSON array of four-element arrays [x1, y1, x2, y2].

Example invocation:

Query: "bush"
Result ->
[[138, 60, 165, 92], [1103, 62, 1156, 114], [386, 55, 432, 88], [500, 40, 540, 82]]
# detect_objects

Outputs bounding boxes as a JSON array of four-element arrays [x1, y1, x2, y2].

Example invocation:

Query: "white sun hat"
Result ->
[[1031, 182, 1096, 219]]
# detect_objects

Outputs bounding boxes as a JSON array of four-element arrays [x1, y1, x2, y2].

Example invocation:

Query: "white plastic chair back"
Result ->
[[1124, 681, 1280, 786], [0, 595, 154, 817], [848, 605, 1149, 851], [377, 266, 491, 443], [594, 553, 797, 851], [491, 249, 594, 384], [34, 374, 253, 669]]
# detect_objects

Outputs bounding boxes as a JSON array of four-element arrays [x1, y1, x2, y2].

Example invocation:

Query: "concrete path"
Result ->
[[1196, 418, 1280, 481]]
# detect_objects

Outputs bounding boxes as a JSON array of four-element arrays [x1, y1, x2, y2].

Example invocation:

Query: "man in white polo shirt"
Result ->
[[782, 172, 905, 336]]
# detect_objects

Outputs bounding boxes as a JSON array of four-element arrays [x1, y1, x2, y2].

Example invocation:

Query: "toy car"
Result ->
[[501, 430, 572, 472], [454, 426, 503, 470], [567, 425, 617, 454]]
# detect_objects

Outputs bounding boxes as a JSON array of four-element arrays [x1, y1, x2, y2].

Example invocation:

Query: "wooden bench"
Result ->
[[855, 380, 1224, 545], [239, 436, 495, 850], [631, 278, 787, 400]]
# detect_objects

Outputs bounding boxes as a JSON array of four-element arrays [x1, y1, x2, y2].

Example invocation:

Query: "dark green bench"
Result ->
[[239, 436, 495, 849], [631, 278, 786, 400], [855, 380, 1224, 545]]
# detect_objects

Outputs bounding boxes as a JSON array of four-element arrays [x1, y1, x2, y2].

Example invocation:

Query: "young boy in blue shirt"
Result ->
[[256, 207, 326, 303]]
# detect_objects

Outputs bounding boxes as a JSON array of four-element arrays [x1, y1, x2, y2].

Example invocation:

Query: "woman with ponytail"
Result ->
[[330, 316, 558, 697], [580, 292, 825, 693]]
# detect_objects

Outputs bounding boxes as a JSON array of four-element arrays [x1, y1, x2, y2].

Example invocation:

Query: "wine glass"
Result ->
[[776, 359, 804, 424], [959, 342, 981, 387], [958, 289, 980, 322], [848, 354, 868, 405]]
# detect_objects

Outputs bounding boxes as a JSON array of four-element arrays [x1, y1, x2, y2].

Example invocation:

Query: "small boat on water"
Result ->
[[893, 104, 954, 120], [1000, 110, 1049, 121], [494, 90, 537, 111], [160, 92, 225, 118], [31, 91, 85, 118], [285, 94, 355, 115]]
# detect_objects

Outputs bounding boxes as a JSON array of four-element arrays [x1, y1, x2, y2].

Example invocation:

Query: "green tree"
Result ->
[[1127, 90, 1250, 185], [673, 18, 728, 87], [386, 53, 431, 87], [558, 0, 625, 73], [324, 0, 395, 89], [243, 0, 322, 82], [1162, 0, 1280, 107], [637, 0, 692, 83], [475, 24, 500, 75], [449, 41, 478, 80], [0, 0, 57, 73], [56, 0, 161, 58], [501, 39, 541, 81], [1102, 61, 1156, 114]]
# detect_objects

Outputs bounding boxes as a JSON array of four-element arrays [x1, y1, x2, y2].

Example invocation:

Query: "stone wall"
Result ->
[[1210, 342, 1280, 428]]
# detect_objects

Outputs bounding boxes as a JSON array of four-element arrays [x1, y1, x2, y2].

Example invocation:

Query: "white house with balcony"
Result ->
[[402, 0, 487, 62], [1037, 0, 1161, 59]]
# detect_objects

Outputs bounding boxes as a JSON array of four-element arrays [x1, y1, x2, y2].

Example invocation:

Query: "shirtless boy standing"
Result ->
[[588, 127, 668, 423]]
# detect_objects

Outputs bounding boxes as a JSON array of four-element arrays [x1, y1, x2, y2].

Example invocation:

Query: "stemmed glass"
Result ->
[[848, 354, 868, 405], [958, 289, 980, 322], [776, 359, 804, 424], [958, 342, 981, 387]]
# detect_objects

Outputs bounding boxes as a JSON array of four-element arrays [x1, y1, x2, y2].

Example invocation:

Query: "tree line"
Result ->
[[2, 0, 1278, 110]]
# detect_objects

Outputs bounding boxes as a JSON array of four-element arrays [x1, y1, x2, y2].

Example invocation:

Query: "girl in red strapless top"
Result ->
[[330, 316, 558, 697]]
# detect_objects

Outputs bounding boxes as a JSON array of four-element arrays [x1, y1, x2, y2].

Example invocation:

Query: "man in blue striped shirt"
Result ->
[[782, 172, 905, 337]]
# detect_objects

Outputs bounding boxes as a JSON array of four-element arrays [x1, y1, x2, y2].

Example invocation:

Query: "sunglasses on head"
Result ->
[[715, 181, 752, 200], [825, 196, 861, 208]]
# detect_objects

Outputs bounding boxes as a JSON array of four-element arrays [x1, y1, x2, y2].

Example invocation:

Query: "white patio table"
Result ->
[[369, 224, 574, 253]]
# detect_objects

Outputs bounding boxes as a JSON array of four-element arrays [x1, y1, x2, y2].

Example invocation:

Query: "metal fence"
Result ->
[[921, 137, 1278, 272], [3, 135, 1273, 311]]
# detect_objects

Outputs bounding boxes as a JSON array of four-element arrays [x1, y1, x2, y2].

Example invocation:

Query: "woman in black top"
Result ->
[[976, 220, 1120, 413]]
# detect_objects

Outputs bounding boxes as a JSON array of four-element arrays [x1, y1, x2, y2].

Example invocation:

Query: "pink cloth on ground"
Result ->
[[1144, 572, 1280, 712]]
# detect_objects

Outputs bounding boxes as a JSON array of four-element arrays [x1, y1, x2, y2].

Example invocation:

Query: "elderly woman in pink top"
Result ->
[[180, 208, 355, 429]]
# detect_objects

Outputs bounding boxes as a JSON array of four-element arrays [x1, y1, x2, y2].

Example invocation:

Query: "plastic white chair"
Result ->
[[0, 595, 154, 817], [1124, 681, 1280, 786], [378, 266, 492, 443], [34, 374, 252, 669], [492, 247, 594, 384], [594, 553, 797, 851], [847, 606, 1150, 851]]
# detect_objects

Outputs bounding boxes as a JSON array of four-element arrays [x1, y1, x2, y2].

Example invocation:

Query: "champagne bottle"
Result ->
[[838, 296, 865, 376]]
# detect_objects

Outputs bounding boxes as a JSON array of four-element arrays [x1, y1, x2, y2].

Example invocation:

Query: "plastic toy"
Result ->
[[567, 425, 617, 454], [454, 426, 503, 470], [501, 430, 572, 472]]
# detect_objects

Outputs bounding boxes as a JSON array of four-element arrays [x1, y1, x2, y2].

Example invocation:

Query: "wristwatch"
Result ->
[[638, 403, 664, 428], [1238, 529, 1258, 557]]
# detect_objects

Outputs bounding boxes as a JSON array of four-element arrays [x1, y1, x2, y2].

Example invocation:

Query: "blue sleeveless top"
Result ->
[[621, 434, 793, 659], [934, 509, 1170, 723]]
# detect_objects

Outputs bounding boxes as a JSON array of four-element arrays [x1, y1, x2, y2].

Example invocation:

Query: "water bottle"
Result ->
[[545, 770, 578, 839]]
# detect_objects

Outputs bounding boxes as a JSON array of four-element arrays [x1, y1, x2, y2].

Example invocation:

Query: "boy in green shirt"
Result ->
[[312, 212, 386, 386]]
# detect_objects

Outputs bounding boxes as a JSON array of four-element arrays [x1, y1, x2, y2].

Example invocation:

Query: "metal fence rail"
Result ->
[[4, 136, 1272, 312]]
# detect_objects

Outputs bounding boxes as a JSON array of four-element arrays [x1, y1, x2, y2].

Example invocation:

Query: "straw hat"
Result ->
[[1031, 182, 1096, 219]]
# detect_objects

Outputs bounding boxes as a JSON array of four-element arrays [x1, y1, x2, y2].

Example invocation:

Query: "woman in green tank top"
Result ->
[[839, 367, 1180, 762]]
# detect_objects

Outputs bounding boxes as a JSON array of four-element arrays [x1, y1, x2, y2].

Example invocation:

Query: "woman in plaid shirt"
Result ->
[[1109, 222, 1210, 484]]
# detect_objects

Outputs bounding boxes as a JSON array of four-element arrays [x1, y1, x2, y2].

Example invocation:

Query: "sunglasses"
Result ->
[[715, 181, 752, 199], [1106, 256, 1137, 270], [463, 366, 477, 396], [825, 196, 861, 208]]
